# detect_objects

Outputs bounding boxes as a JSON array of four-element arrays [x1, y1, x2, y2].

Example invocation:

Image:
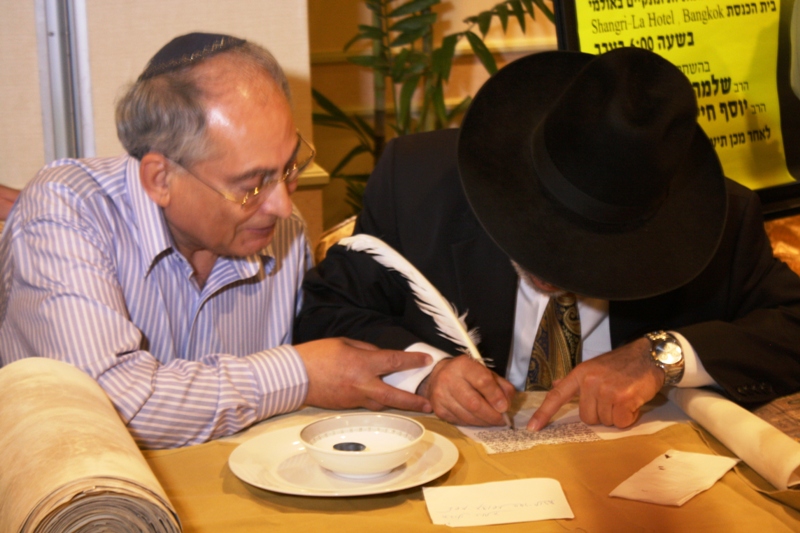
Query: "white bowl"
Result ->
[[300, 413, 425, 478]]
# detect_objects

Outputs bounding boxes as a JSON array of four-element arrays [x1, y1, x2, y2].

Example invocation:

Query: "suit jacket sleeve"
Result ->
[[611, 180, 800, 405], [296, 129, 518, 368], [679, 183, 800, 403], [295, 130, 466, 354]]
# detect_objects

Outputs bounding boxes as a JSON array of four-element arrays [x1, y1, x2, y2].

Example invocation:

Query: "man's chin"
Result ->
[[227, 228, 274, 257], [511, 261, 567, 296]]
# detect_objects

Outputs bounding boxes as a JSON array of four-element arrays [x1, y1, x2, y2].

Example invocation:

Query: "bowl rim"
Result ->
[[300, 413, 426, 456]]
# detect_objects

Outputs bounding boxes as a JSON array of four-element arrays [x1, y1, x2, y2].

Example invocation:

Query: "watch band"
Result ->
[[645, 330, 685, 386]]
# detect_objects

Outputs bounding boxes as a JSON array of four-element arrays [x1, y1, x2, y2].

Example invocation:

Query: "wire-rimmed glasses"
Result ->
[[171, 131, 315, 209]]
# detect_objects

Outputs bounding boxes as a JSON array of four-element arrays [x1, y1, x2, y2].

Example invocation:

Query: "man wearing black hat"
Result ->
[[0, 33, 432, 449], [296, 47, 800, 430]]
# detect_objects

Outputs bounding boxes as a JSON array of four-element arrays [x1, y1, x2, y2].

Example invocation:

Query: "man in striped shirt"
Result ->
[[0, 33, 431, 449]]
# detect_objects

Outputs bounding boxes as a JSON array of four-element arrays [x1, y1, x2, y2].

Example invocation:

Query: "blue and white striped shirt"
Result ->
[[0, 155, 312, 448]]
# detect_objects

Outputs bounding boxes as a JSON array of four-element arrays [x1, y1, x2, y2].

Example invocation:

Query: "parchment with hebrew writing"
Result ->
[[458, 392, 687, 454], [0, 358, 181, 532]]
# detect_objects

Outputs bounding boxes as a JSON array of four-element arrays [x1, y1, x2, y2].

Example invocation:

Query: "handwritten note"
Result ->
[[423, 478, 574, 527]]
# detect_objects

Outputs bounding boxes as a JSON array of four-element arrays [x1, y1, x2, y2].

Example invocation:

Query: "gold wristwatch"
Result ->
[[645, 330, 685, 385]]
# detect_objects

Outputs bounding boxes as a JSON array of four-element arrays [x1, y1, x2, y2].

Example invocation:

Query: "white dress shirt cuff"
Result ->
[[669, 330, 718, 388], [382, 343, 452, 393]]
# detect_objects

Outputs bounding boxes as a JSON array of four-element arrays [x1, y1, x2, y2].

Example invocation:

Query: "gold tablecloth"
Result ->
[[144, 408, 800, 533]]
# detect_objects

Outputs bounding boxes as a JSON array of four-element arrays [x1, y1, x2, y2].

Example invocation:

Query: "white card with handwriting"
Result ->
[[422, 478, 574, 527]]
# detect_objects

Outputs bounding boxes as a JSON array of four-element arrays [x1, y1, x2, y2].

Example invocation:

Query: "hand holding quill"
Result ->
[[339, 234, 514, 429]]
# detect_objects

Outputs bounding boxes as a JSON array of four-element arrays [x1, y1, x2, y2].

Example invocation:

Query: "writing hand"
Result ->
[[527, 337, 664, 431], [295, 337, 433, 413], [418, 354, 516, 426]]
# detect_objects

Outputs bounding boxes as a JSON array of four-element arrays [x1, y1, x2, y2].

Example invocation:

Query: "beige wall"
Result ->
[[84, 0, 314, 158], [308, 0, 557, 230], [0, 1, 45, 189]]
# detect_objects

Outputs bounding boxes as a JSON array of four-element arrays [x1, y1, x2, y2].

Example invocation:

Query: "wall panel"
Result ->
[[0, 1, 45, 189]]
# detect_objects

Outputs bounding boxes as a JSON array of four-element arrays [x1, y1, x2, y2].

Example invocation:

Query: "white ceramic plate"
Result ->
[[228, 424, 458, 497]]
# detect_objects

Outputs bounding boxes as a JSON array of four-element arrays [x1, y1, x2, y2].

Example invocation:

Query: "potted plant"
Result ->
[[313, 0, 554, 214]]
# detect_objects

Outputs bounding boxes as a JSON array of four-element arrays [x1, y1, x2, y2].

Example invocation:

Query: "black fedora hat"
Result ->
[[458, 47, 727, 300]]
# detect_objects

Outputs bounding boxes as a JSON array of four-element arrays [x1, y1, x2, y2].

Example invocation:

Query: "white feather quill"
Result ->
[[340, 233, 513, 428], [339, 234, 486, 366]]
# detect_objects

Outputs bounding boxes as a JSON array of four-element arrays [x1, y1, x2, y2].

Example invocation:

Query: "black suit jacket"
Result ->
[[296, 129, 800, 405]]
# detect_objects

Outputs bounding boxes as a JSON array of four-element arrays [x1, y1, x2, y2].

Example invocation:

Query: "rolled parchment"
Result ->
[[0, 358, 181, 532], [668, 387, 800, 491]]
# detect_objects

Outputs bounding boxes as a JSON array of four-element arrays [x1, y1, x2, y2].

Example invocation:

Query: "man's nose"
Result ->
[[259, 181, 293, 219]]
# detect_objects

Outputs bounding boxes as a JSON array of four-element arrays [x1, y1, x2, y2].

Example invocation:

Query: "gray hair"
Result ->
[[115, 42, 291, 166]]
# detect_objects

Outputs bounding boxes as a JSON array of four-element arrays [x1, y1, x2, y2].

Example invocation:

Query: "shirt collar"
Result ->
[[126, 157, 174, 273]]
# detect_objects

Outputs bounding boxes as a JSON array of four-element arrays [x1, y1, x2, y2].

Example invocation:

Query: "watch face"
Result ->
[[655, 343, 682, 365]]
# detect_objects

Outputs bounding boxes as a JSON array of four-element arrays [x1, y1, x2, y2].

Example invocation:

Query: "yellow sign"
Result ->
[[574, 0, 792, 189]]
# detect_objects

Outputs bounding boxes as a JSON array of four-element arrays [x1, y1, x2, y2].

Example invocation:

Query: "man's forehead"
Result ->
[[195, 72, 295, 171], [194, 54, 286, 107]]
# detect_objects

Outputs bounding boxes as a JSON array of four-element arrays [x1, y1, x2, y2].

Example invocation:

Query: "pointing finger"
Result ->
[[527, 374, 580, 431]]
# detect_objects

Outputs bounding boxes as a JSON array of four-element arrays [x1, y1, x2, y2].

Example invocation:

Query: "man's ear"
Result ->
[[139, 153, 172, 208]]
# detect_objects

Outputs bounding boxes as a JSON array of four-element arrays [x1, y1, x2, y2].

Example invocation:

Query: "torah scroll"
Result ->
[[0, 357, 181, 532]]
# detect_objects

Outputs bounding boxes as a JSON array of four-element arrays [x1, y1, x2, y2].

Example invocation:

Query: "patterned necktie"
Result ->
[[526, 293, 582, 390]]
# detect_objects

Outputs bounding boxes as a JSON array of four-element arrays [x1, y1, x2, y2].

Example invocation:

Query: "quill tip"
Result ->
[[503, 412, 514, 430]]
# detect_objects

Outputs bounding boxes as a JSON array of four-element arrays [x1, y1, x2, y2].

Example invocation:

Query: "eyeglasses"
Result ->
[[171, 131, 315, 209]]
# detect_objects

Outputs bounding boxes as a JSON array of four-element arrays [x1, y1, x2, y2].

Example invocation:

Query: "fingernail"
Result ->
[[527, 419, 541, 432]]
